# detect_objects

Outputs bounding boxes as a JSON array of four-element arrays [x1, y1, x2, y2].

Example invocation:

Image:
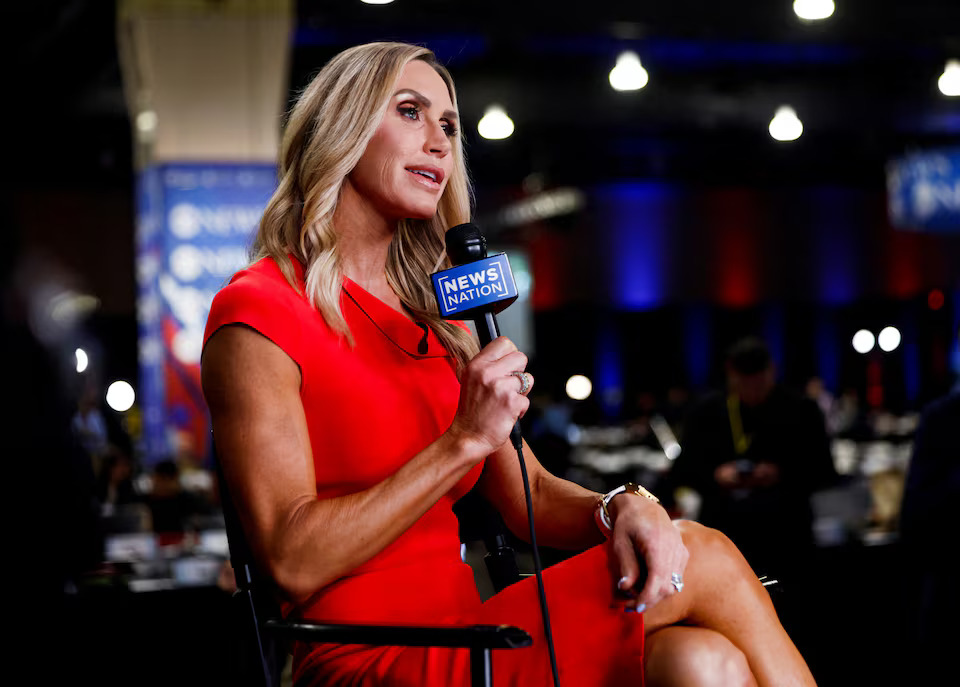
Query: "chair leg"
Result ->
[[470, 647, 493, 687]]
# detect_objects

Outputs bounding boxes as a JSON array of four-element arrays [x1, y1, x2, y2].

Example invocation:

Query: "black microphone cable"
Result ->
[[437, 222, 560, 686], [509, 424, 561, 687]]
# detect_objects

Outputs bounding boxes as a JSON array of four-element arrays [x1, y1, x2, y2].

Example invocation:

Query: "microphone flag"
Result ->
[[431, 253, 518, 319]]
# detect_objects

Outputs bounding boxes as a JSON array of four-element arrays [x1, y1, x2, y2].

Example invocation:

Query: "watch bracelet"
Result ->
[[597, 482, 660, 533]]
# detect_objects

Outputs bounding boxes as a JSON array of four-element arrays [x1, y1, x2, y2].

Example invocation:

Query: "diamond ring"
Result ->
[[671, 572, 684, 593], [511, 370, 531, 395]]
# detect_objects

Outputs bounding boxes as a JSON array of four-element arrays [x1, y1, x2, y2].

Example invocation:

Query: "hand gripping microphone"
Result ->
[[431, 222, 561, 687], [432, 222, 522, 449]]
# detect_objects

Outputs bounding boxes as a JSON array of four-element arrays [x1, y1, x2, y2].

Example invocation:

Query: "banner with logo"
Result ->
[[136, 163, 277, 466], [887, 147, 960, 233]]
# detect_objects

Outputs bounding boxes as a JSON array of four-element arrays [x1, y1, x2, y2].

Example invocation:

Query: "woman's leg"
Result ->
[[642, 520, 817, 687], [645, 626, 757, 687]]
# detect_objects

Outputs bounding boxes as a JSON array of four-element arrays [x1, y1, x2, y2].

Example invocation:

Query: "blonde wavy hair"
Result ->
[[251, 42, 479, 369]]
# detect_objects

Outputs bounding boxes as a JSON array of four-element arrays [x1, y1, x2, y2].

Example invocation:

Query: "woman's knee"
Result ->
[[674, 520, 733, 554], [645, 627, 756, 687], [690, 635, 755, 687], [674, 520, 751, 577]]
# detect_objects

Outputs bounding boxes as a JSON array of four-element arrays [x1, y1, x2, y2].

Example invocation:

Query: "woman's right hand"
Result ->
[[447, 336, 534, 460]]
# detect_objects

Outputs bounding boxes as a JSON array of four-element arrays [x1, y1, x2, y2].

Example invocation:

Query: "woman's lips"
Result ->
[[407, 168, 442, 189]]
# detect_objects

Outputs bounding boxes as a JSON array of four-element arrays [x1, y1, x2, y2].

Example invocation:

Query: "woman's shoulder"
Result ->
[[227, 254, 302, 294], [212, 255, 309, 313], [204, 255, 314, 359]]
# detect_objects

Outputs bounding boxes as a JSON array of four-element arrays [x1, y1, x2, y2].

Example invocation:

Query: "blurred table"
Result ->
[[61, 582, 237, 687], [96, 528, 231, 592], [58, 527, 237, 686]]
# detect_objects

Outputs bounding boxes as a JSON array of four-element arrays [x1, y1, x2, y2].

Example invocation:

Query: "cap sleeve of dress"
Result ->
[[202, 258, 305, 369]]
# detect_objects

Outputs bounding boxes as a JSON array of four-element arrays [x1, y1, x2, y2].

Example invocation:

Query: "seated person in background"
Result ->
[[666, 337, 838, 578], [96, 446, 141, 515], [202, 42, 818, 686], [145, 459, 207, 538], [171, 428, 216, 497], [95, 446, 151, 534]]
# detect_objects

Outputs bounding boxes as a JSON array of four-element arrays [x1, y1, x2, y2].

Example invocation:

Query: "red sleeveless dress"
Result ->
[[203, 256, 645, 686]]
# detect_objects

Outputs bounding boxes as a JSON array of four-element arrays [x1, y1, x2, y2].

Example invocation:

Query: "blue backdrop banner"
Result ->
[[136, 163, 277, 465], [887, 147, 960, 233]]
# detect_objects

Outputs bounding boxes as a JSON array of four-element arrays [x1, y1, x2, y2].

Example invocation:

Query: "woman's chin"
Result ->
[[402, 206, 440, 221]]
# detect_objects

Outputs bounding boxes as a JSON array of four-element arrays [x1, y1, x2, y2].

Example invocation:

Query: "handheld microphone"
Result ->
[[432, 222, 561, 687], [431, 222, 522, 449]]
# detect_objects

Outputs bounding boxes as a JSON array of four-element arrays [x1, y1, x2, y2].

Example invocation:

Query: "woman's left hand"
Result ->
[[608, 494, 689, 612]]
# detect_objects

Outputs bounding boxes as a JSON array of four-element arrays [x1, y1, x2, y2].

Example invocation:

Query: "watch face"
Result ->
[[629, 483, 659, 503]]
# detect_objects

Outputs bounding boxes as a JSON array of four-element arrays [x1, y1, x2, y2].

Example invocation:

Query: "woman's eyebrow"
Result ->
[[394, 89, 458, 122]]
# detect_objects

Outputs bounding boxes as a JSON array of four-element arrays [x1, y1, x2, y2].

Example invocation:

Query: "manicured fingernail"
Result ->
[[618, 576, 629, 590], [624, 603, 646, 613]]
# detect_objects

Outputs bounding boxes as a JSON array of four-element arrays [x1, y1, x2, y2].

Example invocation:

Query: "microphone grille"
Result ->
[[445, 223, 487, 265]]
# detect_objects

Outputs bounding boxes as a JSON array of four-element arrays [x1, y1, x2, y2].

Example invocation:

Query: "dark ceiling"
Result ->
[[9, 0, 960, 193]]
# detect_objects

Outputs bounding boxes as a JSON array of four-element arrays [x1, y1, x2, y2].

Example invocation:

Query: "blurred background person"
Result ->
[[95, 445, 152, 536], [72, 378, 111, 476], [96, 445, 140, 513], [804, 376, 835, 428], [145, 458, 210, 544], [665, 337, 839, 578]]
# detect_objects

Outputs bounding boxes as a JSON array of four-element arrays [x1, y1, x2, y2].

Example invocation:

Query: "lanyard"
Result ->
[[726, 394, 753, 455]]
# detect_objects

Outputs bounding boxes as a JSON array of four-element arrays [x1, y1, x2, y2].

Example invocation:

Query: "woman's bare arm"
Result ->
[[477, 438, 606, 550], [202, 327, 530, 604]]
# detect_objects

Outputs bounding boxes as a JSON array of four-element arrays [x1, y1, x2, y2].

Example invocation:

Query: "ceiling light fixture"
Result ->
[[360, 0, 395, 5], [609, 51, 649, 92], [793, 0, 835, 21], [938, 59, 960, 96], [478, 105, 514, 140], [769, 105, 803, 141]]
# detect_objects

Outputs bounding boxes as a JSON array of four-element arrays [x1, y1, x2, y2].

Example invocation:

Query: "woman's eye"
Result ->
[[442, 122, 459, 137], [399, 104, 420, 121]]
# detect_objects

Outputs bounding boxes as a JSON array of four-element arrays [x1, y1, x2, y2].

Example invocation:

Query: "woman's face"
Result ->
[[346, 59, 458, 221]]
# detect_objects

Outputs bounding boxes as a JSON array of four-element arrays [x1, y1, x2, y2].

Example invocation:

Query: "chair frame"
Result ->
[[215, 453, 531, 687]]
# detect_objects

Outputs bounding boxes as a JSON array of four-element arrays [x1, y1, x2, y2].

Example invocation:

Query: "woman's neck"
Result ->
[[333, 181, 403, 309]]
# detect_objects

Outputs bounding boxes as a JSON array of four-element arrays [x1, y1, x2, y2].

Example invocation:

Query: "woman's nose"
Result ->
[[426, 121, 451, 155]]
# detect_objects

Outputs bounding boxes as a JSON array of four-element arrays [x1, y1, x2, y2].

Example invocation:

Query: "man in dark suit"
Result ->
[[667, 337, 838, 577]]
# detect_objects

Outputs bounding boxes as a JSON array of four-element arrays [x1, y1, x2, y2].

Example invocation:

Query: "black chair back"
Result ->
[[215, 456, 288, 687]]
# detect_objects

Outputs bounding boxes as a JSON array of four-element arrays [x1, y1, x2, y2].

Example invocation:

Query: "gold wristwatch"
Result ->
[[595, 482, 660, 535]]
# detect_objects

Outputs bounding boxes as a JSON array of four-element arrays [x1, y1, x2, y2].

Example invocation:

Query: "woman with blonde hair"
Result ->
[[202, 42, 817, 686]]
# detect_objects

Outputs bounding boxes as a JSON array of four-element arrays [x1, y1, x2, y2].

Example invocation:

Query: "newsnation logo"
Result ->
[[432, 253, 518, 318]]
